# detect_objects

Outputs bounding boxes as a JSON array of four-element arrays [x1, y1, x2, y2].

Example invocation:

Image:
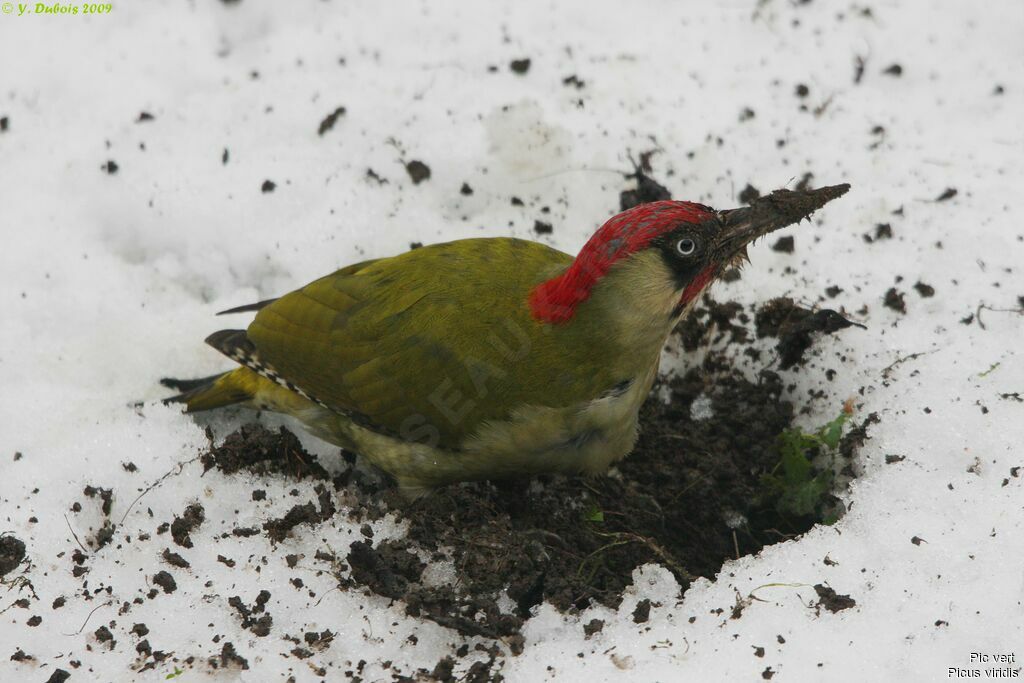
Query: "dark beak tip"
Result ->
[[717, 182, 851, 253], [813, 182, 852, 204]]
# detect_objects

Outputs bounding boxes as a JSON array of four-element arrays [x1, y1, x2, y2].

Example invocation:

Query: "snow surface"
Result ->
[[2, 0, 1023, 680]]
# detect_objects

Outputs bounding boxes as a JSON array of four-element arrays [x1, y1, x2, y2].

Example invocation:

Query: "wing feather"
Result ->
[[247, 239, 622, 447]]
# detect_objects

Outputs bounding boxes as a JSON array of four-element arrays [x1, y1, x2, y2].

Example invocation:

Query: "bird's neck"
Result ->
[[531, 250, 697, 367]]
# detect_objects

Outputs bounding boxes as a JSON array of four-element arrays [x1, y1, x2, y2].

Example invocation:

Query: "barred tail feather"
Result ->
[[161, 368, 258, 412]]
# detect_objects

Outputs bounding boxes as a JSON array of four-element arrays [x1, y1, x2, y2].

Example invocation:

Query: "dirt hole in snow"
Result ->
[[200, 294, 870, 646]]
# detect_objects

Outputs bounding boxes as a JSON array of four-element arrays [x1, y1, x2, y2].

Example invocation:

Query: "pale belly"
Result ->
[[289, 365, 658, 494]]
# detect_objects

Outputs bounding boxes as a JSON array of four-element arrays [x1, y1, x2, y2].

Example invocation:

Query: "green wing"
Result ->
[[248, 238, 622, 448]]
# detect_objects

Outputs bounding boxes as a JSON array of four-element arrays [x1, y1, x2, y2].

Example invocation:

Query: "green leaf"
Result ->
[[818, 412, 850, 450], [763, 407, 851, 522]]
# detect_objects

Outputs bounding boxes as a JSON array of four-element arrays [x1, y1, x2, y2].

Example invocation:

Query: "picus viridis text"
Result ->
[[165, 184, 849, 493]]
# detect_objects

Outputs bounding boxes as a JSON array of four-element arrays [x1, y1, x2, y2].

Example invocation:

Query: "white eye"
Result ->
[[676, 238, 696, 256]]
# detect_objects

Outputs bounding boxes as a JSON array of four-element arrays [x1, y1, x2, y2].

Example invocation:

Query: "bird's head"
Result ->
[[529, 184, 850, 325]]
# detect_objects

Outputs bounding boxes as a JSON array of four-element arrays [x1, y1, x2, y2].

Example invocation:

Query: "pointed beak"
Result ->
[[713, 184, 850, 264]]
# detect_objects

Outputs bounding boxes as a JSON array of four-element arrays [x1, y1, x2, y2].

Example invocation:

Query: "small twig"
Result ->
[[63, 514, 88, 553], [313, 586, 340, 607], [881, 349, 938, 380], [976, 303, 1024, 331], [118, 454, 202, 525], [978, 362, 1001, 378], [64, 600, 112, 636]]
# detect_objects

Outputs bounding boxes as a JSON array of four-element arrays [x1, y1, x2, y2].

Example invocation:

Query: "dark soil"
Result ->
[[755, 297, 864, 369], [914, 281, 935, 298], [812, 584, 856, 613], [620, 152, 672, 211], [317, 106, 346, 136], [405, 160, 431, 185], [170, 503, 205, 548], [199, 294, 868, 648], [883, 287, 907, 314], [201, 425, 330, 480], [228, 590, 273, 637], [509, 58, 531, 74], [771, 235, 795, 253], [152, 570, 177, 594], [0, 535, 26, 578]]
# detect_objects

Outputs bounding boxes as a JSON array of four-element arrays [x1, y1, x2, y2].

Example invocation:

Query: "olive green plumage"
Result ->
[[241, 238, 634, 447], [174, 236, 671, 492], [166, 185, 849, 491]]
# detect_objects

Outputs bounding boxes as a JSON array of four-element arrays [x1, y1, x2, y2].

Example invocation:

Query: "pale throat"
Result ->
[[582, 250, 704, 356]]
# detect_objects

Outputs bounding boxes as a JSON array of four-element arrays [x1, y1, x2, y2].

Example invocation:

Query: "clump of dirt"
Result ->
[[202, 296, 868, 647], [316, 106, 346, 136], [405, 160, 431, 185], [229, 590, 273, 637], [675, 297, 750, 351], [263, 483, 336, 542], [202, 425, 331, 480], [883, 287, 907, 314], [0, 535, 26, 578], [83, 485, 113, 516], [812, 584, 856, 613], [620, 151, 671, 210], [755, 297, 864, 369], [170, 503, 205, 548]]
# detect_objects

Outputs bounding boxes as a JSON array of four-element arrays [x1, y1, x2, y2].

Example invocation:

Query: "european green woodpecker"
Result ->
[[165, 184, 849, 493]]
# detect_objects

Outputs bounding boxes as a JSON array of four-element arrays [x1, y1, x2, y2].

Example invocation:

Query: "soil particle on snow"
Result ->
[[0, 535, 26, 577], [620, 152, 671, 210], [405, 160, 431, 184], [632, 599, 652, 623], [170, 503, 205, 548], [229, 591, 273, 637], [755, 297, 863, 369], [563, 74, 586, 89], [202, 425, 331, 480], [914, 281, 935, 297], [260, 179, 276, 193], [263, 484, 336, 542], [771, 235, 795, 253], [83, 485, 114, 516], [210, 641, 249, 670], [152, 570, 177, 594], [509, 58, 531, 74], [533, 220, 553, 234], [45, 670, 71, 683], [161, 549, 190, 569], [317, 106, 346, 136], [94, 625, 115, 648], [883, 288, 907, 314], [813, 584, 856, 613], [583, 618, 605, 637]]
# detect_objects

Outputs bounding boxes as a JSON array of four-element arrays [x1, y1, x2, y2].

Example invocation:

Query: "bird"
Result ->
[[164, 183, 850, 494]]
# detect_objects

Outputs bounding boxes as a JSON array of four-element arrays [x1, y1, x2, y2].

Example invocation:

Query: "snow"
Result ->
[[2, 0, 1023, 681]]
